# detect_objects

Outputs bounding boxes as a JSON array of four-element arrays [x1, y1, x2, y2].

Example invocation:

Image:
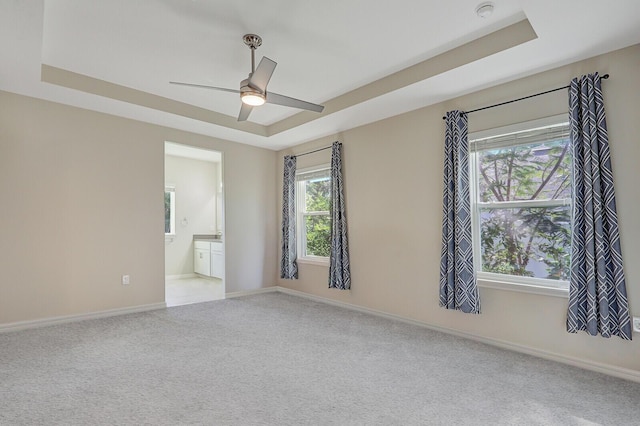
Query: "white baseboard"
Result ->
[[276, 286, 640, 384], [165, 274, 197, 280], [0, 302, 167, 334], [225, 286, 278, 299]]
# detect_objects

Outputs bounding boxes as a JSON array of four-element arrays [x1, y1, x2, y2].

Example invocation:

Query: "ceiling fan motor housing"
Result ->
[[240, 78, 263, 96], [240, 78, 266, 105]]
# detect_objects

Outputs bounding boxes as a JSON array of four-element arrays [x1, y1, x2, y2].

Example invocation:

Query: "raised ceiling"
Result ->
[[2, 1, 639, 150]]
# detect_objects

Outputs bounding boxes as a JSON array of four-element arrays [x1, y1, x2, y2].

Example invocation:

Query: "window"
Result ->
[[296, 166, 331, 262], [165, 185, 175, 235], [469, 116, 571, 290]]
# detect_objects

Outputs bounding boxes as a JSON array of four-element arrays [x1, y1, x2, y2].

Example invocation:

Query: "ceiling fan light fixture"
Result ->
[[241, 92, 266, 106]]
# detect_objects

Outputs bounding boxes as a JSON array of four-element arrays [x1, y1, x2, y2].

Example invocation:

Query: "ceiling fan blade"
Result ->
[[248, 57, 277, 92], [170, 81, 240, 94], [266, 92, 324, 113], [237, 103, 253, 121]]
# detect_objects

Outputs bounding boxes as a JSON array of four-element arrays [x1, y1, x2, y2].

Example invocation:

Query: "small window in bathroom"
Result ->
[[165, 185, 176, 235]]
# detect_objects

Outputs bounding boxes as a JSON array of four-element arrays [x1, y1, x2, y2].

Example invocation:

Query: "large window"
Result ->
[[296, 166, 331, 262], [470, 117, 571, 289]]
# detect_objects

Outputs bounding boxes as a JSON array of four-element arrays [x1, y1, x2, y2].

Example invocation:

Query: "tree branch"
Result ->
[[506, 150, 515, 201], [552, 174, 571, 199], [530, 143, 569, 200], [494, 159, 504, 200], [480, 165, 503, 201], [523, 216, 542, 267]]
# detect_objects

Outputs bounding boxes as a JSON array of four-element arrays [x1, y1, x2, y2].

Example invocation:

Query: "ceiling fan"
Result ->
[[170, 34, 325, 122]]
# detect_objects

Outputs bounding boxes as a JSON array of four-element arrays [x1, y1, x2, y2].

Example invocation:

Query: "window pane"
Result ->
[[477, 139, 571, 202], [304, 214, 331, 257], [480, 206, 571, 280], [164, 192, 172, 234], [305, 178, 330, 212]]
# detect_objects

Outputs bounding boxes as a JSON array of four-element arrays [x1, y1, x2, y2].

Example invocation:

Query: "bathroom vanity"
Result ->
[[193, 235, 224, 279]]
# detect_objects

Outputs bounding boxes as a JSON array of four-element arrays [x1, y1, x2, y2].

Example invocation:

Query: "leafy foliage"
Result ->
[[304, 178, 331, 257], [477, 139, 571, 280]]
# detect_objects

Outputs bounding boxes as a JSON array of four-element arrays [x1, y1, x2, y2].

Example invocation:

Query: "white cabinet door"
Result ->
[[194, 248, 211, 276], [210, 252, 224, 279]]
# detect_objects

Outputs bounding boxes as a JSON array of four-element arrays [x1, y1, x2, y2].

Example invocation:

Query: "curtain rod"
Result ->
[[442, 74, 610, 120], [292, 145, 333, 158]]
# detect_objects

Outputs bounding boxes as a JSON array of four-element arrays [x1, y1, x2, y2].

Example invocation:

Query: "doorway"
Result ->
[[164, 142, 225, 307]]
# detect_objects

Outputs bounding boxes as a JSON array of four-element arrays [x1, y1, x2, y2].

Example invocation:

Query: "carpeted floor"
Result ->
[[1, 293, 639, 425]]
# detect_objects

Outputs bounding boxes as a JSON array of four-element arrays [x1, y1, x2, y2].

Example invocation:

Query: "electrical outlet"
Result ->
[[633, 317, 640, 333], [121, 275, 130, 285]]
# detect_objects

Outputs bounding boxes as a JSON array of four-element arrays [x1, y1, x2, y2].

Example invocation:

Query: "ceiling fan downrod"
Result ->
[[243, 34, 262, 74]]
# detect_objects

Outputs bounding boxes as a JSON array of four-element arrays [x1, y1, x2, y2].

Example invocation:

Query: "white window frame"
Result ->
[[165, 185, 176, 237], [296, 164, 331, 265], [469, 115, 571, 297]]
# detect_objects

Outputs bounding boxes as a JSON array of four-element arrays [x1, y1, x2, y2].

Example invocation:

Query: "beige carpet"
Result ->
[[1, 293, 639, 425]]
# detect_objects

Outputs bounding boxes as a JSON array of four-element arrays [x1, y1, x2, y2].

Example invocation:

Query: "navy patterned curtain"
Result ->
[[280, 155, 298, 279], [329, 142, 351, 290], [566, 73, 631, 339], [439, 111, 479, 313]]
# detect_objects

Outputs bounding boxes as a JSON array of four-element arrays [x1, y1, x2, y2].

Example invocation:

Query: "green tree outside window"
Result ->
[[475, 133, 572, 281], [304, 178, 331, 257]]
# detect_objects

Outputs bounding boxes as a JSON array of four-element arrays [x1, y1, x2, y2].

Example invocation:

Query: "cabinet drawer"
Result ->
[[194, 241, 211, 250]]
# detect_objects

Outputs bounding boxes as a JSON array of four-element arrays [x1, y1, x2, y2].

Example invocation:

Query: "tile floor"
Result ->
[[165, 276, 225, 307]]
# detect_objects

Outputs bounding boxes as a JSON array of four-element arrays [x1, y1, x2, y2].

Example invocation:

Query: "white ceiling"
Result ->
[[2, 1, 639, 151]]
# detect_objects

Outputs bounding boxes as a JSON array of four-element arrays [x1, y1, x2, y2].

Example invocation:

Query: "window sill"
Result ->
[[297, 257, 329, 267], [477, 277, 568, 298], [165, 235, 176, 242]]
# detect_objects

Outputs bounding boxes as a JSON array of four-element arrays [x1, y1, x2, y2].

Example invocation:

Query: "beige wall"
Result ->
[[164, 155, 218, 277], [1, 40, 637, 376], [0, 92, 277, 324], [276, 44, 640, 373]]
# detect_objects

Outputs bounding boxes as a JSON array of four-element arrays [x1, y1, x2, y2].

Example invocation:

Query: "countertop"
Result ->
[[193, 234, 223, 243]]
